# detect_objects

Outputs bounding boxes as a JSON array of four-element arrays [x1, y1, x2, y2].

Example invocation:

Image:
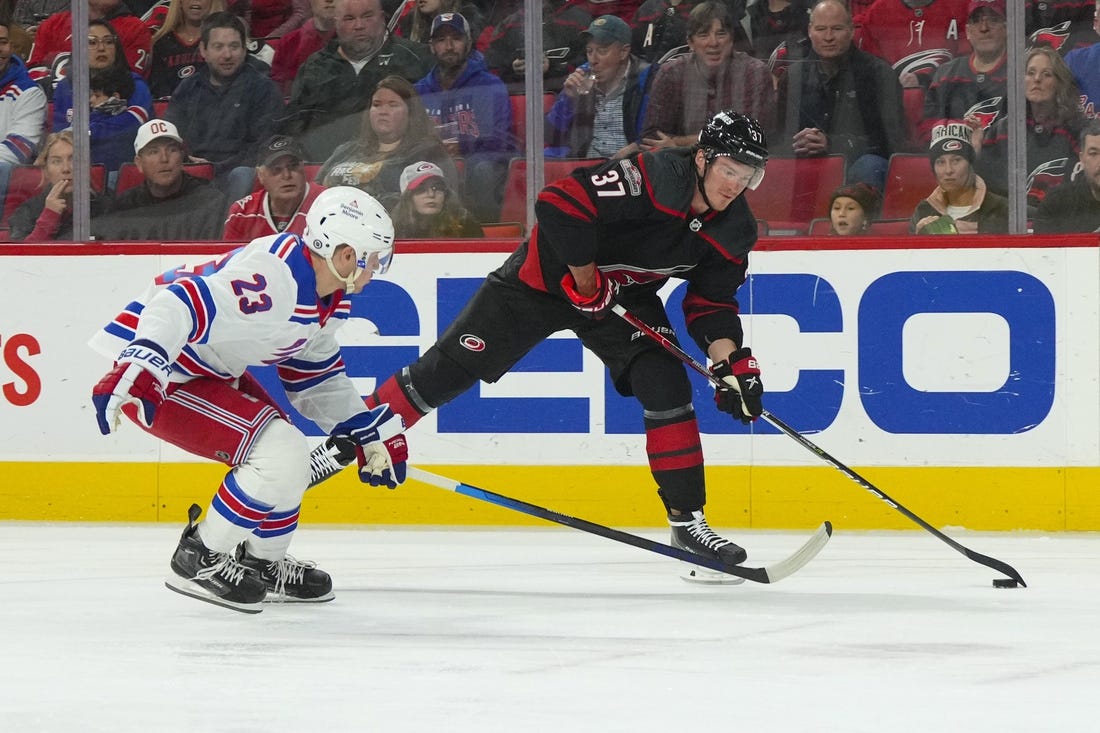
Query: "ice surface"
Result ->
[[2, 523, 1096, 732]]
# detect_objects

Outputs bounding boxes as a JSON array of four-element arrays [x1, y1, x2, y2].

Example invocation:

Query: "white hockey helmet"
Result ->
[[304, 187, 395, 285]]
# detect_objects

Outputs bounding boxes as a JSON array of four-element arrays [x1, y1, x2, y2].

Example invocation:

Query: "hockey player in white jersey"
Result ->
[[91, 186, 409, 613]]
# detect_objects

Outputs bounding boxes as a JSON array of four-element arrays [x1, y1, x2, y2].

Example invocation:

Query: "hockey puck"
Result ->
[[992, 578, 1019, 588]]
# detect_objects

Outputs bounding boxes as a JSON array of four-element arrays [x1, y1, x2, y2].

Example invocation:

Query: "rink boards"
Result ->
[[1, 235, 1098, 530]]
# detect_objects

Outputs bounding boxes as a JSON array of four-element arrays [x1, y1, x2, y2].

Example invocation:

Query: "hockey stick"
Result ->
[[611, 303, 1028, 587], [307, 436, 832, 584]]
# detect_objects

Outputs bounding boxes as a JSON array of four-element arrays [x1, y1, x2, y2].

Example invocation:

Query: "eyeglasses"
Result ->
[[88, 35, 117, 47], [414, 183, 446, 195]]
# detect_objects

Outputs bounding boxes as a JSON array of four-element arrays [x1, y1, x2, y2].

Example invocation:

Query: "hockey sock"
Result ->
[[644, 406, 705, 512], [244, 503, 300, 560], [198, 469, 276, 553]]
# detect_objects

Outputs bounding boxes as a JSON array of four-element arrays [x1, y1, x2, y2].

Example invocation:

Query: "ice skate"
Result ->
[[164, 504, 267, 613], [239, 550, 334, 603], [669, 510, 748, 585]]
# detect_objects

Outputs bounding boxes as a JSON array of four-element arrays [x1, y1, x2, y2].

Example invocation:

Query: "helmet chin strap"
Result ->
[[696, 156, 718, 215], [325, 258, 362, 292]]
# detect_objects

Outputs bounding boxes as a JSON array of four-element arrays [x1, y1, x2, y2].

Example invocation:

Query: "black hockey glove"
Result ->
[[560, 268, 618, 320], [711, 348, 763, 424]]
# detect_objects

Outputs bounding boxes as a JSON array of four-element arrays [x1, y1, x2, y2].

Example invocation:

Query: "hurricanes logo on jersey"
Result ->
[[1029, 22, 1071, 52], [459, 334, 486, 352], [1027, 158, 1070, 201], [894, 48, 954, 80], [966, 97, 1004, 130]]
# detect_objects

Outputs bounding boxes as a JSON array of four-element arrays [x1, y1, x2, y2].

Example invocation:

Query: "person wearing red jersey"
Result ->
[[365, 109, 768, 576], [28, 0, 154, 87], [270, 0, 337, 93], [856, 0, 969, 89], [224, 135, 325, 239]]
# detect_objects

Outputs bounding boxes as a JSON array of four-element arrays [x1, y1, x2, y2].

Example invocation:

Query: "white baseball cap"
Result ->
[[134, 119, 183, 154], [400, 161, 446, 193]]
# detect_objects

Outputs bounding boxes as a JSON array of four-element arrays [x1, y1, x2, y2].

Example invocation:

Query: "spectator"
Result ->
[[1065, 0, 1100, 119], [826, 181, 880, 235], [910, 122, 1007, 234], [0, 19, 46, 173], [13, 0, 69, 32], [777, 0, 905, 190], [748, 0, 810, 64], [400, 0, 485, 45], [317, 75, 457, 210], [642, 2, 776, 149], [52, 20, 153, 173], [223, 134, 325, 239], [92, 118, 226, 240], [166, 11, 283, 200], [8, 130, 109, 241], [270, 0, 337, 94], [634, 0, 752, 65], [920, 0, 1007, 143], [149, 0, 226, 99], [391, 160, 483, 238], [855, 0, 969, 89], [251, 0, 311, 39], [545, 15, 656, 160], [0, 5, 32, 59], [975, 45, 1083, 212], [484, 0, 591, 93], [280, 0, 431, 161], [28, 0, 154, 88], [1027, 0, 1097, 55], [415, 12, 514, 222], [1034, 119, 1100, 233]]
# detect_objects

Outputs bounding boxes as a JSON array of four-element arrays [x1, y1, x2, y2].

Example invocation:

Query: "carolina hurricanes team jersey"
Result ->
[[856, 0, 969, 86], [919, 52, 1006, 141], [512, 148, 757, 351], [89, 233, 366, 433], [223, 182, 326, 241]]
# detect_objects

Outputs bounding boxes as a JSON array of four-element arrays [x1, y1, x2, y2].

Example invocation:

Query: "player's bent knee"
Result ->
[[407, 345, 480, 408], [629, 351, 693, 410], [241, 419, 311, 503]]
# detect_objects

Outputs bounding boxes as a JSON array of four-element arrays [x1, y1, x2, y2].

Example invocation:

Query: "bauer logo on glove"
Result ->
[[711, 347, 764, 424]]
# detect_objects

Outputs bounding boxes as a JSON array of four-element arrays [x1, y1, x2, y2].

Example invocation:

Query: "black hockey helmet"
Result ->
[[696, 110, 768, 190]]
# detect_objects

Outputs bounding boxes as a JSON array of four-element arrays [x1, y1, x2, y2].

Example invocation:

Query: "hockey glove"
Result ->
[[331, 405, 409, 489], [560, 268, 617, 320], [92, 339, 173, 435], [711, 348, 763, 424]]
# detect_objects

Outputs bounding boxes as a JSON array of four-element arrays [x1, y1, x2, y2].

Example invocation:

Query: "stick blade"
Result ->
[[760, 521, 833, 584]]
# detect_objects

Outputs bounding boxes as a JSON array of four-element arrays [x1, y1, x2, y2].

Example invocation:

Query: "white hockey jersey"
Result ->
[[89, 233, 367, 433]]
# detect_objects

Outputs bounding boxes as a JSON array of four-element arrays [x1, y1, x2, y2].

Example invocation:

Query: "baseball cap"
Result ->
[[967, 0, 1005, 20], [134, 119, 182, 154], [400, 161, 446, 193], [257, 135, 306, 167], [929, 123, 976, 166], [581, 15, 631, 46], [430, 12, 470, 39]]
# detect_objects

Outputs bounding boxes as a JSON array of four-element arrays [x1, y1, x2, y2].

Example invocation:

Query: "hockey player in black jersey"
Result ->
[[368, 109, 768, 572]]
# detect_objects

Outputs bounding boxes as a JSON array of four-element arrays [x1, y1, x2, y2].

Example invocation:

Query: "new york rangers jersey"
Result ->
[[89, 233, 367, 433]]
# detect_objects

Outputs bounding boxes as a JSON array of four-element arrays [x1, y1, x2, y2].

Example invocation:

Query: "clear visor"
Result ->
[[713, 155, 766, 190], [745, 166, 766, 191], [359, 248, 393, 275]]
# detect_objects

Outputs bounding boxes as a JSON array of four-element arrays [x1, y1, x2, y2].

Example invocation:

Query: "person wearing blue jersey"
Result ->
[[90, 186, 410, 614], [0, 20, 46, 172]]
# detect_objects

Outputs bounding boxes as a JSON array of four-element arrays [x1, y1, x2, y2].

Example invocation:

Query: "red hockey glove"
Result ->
[[560, 268, 618, 320], [332, 405, 408, 488], [92, 340, 173, 435], [711, 348, 763, 424]]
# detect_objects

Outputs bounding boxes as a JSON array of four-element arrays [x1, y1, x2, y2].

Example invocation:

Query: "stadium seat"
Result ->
[[480, 221, 524, 237], [902, 86, 925, 146], [509, 93, 556, 152], [881, 154, 936, 220], [868, 219, 911, 235], [808, 217, 832, 236], [744, 155, 845, 234], [114, 161, 215, 195], [498, 157, 606, 232], [153, 99, 170, 119]]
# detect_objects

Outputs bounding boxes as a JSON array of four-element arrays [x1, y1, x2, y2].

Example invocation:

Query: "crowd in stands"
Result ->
[[2, 0, 1100, 242]]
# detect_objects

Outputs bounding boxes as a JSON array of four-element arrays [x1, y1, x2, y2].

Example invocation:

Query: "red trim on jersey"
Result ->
[[518, 223, 548, 292], [646, 418, 704, 472], [683, 291, 739, 330], [370, 374, 427, 429]]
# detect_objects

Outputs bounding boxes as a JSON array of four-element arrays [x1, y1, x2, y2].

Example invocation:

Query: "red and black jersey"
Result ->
[[148, 33, 203, 99], [856, 0, 969, 88], [919, 53, 1006, 141], [1027, 0, 1098, 55], [509, 148, 757, 351], [29, 9, 153, 81]]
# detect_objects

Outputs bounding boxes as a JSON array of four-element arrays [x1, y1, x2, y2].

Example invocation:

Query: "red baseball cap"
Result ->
[[967, 0, 1006, 20]]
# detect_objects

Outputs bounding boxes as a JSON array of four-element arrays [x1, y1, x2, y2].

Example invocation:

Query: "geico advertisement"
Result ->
[[1, 246, 1095, 466]]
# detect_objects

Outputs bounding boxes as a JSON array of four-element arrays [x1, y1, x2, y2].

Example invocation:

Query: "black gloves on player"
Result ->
[[711, 348, 763, 424], [560, 268, 618, 320]]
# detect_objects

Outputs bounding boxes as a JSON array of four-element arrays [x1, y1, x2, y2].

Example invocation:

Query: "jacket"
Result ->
[[53, 72, 152, 172], [0, 54, 46, 165], [414, 52, 516, 157], [909, 175, 1008, 234]]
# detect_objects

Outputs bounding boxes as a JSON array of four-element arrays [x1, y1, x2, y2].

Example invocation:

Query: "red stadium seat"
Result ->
[[868, 218, 912, 235], [115, 161, 215, 194], [880, 154, 936, 220], [498, 157, 606, 232], [509, 93, 556, 152], [480, 221, 524, 237], [902, 86, 925, 147], [744, 155, 846, 234], [808, 217, 832, 236]]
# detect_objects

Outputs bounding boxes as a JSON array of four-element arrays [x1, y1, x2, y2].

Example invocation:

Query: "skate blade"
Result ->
[[679, 566, 746, 586], [165, 576, 264, 614], [263, 590, 335, 604]]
